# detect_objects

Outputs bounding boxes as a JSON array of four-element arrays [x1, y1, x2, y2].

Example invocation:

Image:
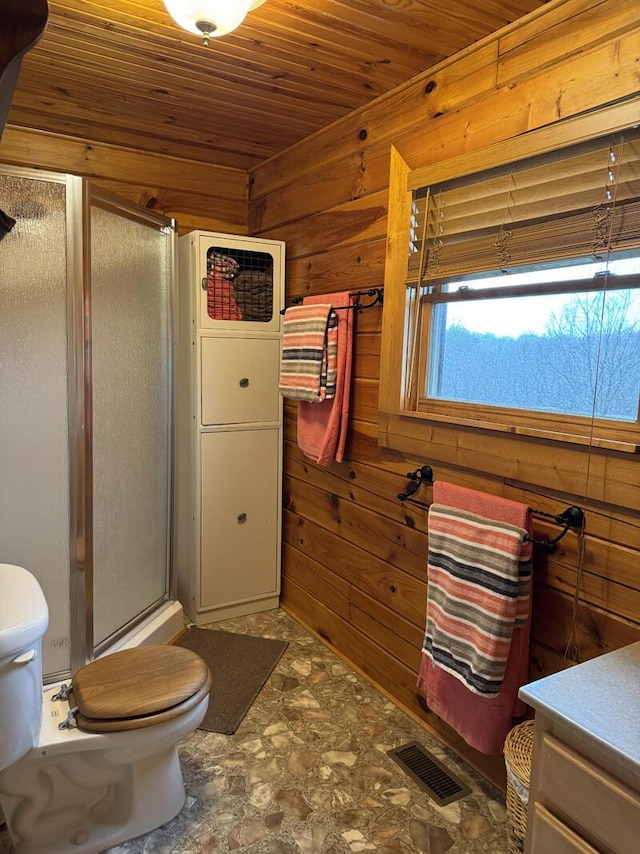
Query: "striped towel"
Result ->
[[297, 291, 354, 465], [279, 303, 337, 401], [423, 503, 529, 697], [322, 311, 339, 399]]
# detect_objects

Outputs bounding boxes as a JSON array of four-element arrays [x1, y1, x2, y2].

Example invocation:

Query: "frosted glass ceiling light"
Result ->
[[164, 1, 266, 45]]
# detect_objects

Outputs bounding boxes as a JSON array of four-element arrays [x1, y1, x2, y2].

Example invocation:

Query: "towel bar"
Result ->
[[396, 464, 585, 553], [280, 287, 383, 314]]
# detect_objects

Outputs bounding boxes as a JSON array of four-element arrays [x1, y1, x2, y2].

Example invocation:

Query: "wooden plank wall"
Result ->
[[0, 125, 248, 234], [249, 0, 640, 787]]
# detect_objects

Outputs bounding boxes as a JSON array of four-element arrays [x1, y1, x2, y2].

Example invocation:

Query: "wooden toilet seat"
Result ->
[[70, 645, 212, 733]]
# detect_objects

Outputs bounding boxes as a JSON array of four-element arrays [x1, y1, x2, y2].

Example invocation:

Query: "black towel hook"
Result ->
[[352, 288, 384, 311], [397, 465, 433, 508], [525, 505, 585, 553]]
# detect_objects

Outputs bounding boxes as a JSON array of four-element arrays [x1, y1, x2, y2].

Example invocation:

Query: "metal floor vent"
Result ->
[[387, 741, 472, 806]]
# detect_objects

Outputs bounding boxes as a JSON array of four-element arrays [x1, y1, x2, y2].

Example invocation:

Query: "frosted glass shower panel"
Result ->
[[90, 205, 172, 646], [0, 174, 71, 675]]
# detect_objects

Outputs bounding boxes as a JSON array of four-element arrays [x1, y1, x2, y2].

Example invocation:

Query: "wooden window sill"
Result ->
[[394, 409, 640, 454]]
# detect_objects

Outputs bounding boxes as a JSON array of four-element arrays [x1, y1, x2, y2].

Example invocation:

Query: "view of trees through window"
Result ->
[[427, 258, 640, 422]]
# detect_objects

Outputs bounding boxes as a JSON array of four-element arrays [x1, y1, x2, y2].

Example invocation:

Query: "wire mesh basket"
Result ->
[[504, 719, 535, 854], [205, 245, 274, 323]]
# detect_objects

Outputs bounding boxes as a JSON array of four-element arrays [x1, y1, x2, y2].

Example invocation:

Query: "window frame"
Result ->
[[414, 272, 640, 447], [379, 99, 640, 455]]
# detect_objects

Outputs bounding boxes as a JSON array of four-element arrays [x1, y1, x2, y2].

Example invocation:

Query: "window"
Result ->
[[385, 110, 640, 451]]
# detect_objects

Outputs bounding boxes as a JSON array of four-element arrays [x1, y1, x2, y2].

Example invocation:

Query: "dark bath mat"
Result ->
[[177, 626, 288, 734]]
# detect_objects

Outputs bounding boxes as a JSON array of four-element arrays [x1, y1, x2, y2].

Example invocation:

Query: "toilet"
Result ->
[[0, 564, 212, 854]]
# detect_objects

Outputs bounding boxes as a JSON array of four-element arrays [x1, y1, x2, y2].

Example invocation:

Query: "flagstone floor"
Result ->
[[0, 608, 509, 853]]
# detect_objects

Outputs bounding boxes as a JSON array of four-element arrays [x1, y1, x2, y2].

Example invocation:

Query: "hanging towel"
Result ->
[[424, 504, 527, 696], [431, 482, 532, 630], [297, 291, 354, 466], [279, 303, 335, 402], [417, 481, 532, 755], [321, 311, 339, 400]]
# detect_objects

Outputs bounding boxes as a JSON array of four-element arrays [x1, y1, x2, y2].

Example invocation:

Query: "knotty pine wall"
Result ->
[[0, 125, 248, 235], [2, 0, 637, 791], [249, 0, 640, 786]]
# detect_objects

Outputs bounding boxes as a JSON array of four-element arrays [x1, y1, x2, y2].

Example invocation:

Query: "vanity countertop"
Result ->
[[519, 641, 640, 783]]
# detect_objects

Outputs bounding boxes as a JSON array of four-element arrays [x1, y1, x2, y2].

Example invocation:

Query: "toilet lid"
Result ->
[[71, 645, 211, 732]]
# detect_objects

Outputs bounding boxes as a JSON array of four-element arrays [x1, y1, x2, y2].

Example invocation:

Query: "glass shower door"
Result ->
[[1, 173, 176, 676], [90, 198, 173, 649], [0, 171, 71, 676]]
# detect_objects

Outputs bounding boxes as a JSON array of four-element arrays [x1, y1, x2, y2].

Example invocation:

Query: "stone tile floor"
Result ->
[[1, 608, 509, 853]]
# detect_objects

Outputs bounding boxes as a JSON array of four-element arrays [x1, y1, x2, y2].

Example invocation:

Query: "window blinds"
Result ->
[[407, 129, 640, 284]]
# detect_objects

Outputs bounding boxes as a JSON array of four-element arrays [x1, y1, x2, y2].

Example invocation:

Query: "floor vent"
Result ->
[[387, 741, 472, 806]]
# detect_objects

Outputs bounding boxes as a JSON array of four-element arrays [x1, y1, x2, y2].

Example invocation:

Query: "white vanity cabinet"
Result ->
[[520, 643, 640, 854], [175, 231, 284, 624]]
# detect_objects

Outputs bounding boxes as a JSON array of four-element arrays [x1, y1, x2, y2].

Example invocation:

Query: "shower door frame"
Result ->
[[71, 180, 178, 672], [0, 165, 177, 677]]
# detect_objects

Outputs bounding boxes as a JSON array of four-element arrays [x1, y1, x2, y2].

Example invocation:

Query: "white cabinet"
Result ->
[[175, 231, 284, 624], [525, 721, 640, 854], [200, 429, 280, 609], [520, 643, 640, 854], [530, 728, 640, 854]]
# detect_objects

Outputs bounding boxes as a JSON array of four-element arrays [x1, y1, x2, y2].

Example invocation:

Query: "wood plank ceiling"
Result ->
[[9, 0, 546, 171]]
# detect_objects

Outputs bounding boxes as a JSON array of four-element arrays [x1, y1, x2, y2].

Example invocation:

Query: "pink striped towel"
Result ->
[[297, 291, 354, 466], [278, 303, 336, 402], [417, 481, 533, 754], [424, 504, 528, 696]]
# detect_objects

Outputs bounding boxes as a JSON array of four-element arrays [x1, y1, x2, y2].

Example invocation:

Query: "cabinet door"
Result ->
[[537, 733, 640, 854], [529, 804, 599, 854], [201, 336, 281, 426], [197, 233, 283, 333], [200, 428, 280, 610]]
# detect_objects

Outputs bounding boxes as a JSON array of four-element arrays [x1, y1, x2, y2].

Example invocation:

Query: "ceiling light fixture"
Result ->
[[163, 1, 267, 45]]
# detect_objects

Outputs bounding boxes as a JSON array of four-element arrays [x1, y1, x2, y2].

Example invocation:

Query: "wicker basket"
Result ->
[[504, 719, 535, 854]]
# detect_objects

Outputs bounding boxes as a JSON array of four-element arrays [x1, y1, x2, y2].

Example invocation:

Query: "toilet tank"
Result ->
[[0, 564, 49, 770]]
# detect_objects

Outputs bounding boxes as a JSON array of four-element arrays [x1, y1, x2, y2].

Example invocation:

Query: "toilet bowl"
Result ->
[[0, 564, 212, 854]]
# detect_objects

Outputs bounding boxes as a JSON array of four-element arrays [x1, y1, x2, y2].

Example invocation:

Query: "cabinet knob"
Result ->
[[237, 512, 247, 524], [201, 277, 208, 290], [239, 377, 250, 388]]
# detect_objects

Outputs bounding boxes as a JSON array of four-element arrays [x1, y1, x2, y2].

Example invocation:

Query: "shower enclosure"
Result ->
[[0, 167, 177, 679]]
